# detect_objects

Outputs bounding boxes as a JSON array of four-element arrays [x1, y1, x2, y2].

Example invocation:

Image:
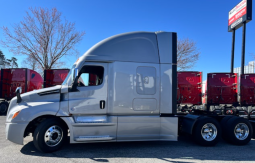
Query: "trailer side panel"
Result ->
[[207, 73, 238, 105], [240, 74, 255, 106], [177, 71, 202, 105]]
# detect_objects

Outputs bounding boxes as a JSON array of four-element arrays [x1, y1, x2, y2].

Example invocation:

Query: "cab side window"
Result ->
[[78, 66, 104, 87]]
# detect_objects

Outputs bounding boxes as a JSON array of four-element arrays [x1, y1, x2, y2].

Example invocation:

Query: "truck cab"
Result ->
[[6, 31, 179, 152]]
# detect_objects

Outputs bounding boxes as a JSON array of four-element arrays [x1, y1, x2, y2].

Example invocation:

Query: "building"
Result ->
[[234, 61, 255, 75]]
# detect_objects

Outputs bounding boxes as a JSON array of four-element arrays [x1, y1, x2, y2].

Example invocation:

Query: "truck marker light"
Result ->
[[226, 110, 233, 115], [75, 58, 79, 63], [12, 111, 21, 119]]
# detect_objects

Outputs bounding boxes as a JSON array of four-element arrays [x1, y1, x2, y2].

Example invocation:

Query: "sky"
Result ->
[[0, 0, 255, 80]]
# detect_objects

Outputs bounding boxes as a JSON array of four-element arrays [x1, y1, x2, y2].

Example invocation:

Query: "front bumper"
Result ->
[[6, 122, 28, 145]]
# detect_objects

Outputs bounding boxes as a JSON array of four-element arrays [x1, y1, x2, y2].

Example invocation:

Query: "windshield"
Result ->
[[62, 65, 76, 86]]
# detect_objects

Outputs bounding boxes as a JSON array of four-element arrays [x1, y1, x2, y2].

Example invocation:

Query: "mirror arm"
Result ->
[[15, 87, 22, 103], [70, 76, 79, 92], [69, 68, 79, 92]]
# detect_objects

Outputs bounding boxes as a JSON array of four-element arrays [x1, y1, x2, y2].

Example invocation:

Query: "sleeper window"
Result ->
[[78, 66, 104, 87]]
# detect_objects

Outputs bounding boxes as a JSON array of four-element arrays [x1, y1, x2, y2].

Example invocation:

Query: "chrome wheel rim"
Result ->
[[0, 104, 7, 113], [201, 123, 217, 141], [234, 123, 249, 140], [44, 125, 63, 147]]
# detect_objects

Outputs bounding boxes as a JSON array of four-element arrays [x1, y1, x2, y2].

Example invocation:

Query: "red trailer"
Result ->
[[177, 71, 202, 112], [240, 74, 255, 106], [0, 68, 43, 114], [206, 73, 238, 111], [43, 69, 69, 88]]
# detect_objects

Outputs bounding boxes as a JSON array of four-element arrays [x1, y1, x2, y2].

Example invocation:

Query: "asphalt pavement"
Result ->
[[1, 115, 255, 163]]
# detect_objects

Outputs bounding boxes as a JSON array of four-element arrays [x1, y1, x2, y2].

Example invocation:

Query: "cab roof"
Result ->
[[76, 31, 176, 67]]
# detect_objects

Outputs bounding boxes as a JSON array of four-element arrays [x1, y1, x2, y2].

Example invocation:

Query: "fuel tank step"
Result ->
[[74, 135, 114, 142]]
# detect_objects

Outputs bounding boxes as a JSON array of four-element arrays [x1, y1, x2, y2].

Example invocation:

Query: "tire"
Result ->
[[206, 104, 210, 111], [220, 116, 234, 141], [33, 118, 67, 153], [0, 101, 9, 115], [225, 117, 253, 145], [193, 117, 222, 146]]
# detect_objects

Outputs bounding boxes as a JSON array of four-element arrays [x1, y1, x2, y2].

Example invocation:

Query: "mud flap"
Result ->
[[181, 114, 202, 134], [249, 120, 255, 139]]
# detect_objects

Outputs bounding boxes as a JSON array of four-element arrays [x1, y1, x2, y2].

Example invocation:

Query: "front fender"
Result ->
[[6, 101, 60, 145], [7, 101, 59, 123]]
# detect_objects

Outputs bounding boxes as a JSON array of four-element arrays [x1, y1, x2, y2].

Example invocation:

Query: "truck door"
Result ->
[[68, 63, 107, 115], [68, 62, 117, 142]]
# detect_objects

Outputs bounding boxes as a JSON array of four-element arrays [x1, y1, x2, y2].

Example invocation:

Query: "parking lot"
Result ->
[[0, 116, 255, 163]]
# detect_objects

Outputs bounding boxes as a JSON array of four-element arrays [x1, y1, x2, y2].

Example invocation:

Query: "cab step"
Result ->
[[71, 123, 115, 127], [74, 135, 114, 142]]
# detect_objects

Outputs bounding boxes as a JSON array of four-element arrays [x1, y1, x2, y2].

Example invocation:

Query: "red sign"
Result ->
[[228, 0, 252, 32]]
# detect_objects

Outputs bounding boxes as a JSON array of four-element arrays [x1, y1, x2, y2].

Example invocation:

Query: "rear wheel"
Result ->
[[225, 117, 253, 145], [193, 117, 221, 146], [33, 118, 67, 153], [0, 101, 9, 115]]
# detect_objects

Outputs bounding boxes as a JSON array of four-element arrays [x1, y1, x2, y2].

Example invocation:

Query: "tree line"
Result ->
[[0, 50, 18, 68]]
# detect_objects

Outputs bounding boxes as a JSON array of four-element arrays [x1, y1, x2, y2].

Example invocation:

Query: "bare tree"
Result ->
[[1, 7, 85, 70], [177, 38, 200, 71], [22, 55, 66, 76], [22, 56, 38, 71]]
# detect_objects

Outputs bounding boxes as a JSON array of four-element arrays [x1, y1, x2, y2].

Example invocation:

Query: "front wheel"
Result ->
[[192, 117, 221, 146], [33, 118, 67, 153]]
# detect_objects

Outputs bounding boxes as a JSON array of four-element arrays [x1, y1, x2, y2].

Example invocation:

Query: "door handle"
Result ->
[[100, 100, 105, 109]]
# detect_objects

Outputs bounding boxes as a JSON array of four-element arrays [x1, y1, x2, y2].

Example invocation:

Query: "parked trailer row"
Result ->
[[5, 31, 255, 153], [0, 68, 43, 115], [0, 68, 69, 115], [43, 69, 70, 88], [177, 72, 255, 118]]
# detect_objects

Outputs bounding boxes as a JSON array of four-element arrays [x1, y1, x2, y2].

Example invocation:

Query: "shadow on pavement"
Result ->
[[20, 136, 255, 162]]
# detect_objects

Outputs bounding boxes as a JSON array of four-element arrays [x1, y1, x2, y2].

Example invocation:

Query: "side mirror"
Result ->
[[15, 87, 22, 103]]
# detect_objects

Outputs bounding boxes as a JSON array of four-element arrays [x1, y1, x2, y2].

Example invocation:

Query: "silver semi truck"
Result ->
[[5, 31, 255, 153]]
